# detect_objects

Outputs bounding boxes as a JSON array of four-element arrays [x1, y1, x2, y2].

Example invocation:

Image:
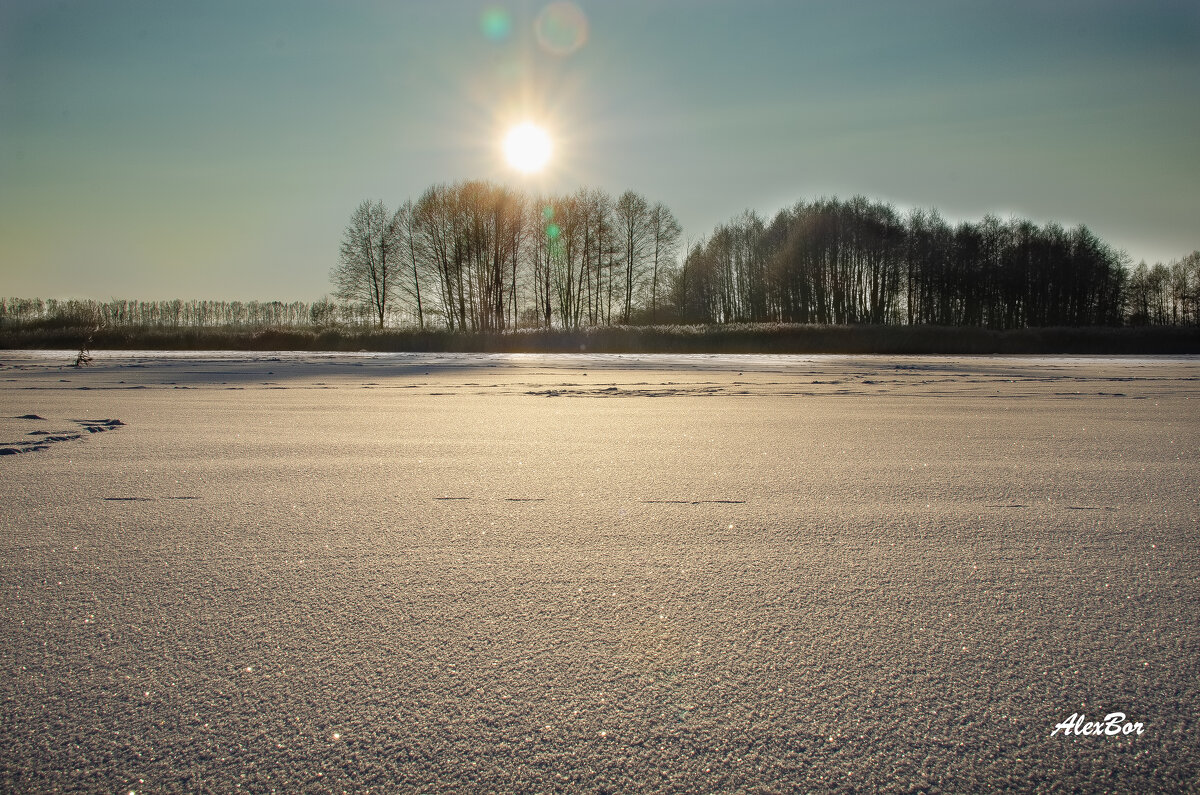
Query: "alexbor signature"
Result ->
[[1051, 712, 1145, 737]]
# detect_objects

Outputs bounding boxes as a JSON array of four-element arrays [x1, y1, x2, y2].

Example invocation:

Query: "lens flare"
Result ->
[[480, 7, 512, 41], [503, 123, 553, 173], [534, 2, 588, 56]]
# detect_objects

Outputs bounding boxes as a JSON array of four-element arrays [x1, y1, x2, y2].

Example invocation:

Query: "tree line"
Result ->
[[335, 185, 1197, 330], [3, 187, 1195, 331], [676, 198, 1197, 329], [0, 297, 346, 327], [1125, 257, 1200, 326], [331, 181, 682, 331]]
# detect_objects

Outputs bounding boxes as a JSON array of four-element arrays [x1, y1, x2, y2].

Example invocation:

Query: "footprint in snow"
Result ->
[[0, 416, 125, 456]]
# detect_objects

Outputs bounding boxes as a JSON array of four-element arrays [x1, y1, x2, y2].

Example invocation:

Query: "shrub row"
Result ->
[[1, 323, 1197, 355]]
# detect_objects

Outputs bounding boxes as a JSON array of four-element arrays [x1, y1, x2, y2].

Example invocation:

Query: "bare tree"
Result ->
[[529, 198, 555, 328], [647, 202, 681, 324], [394, 200, 426, 329], [549, 193, 585, 328], [414, 185, 465, 330], [331, 200, 402, 328], [615, 190, 651, 324]]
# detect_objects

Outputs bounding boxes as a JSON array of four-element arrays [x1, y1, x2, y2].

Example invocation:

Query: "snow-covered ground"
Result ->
[[2, 352, 1197, 791]]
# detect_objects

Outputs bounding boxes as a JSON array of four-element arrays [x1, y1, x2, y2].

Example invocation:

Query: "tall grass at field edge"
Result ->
[[1, 322, 1198, 355]]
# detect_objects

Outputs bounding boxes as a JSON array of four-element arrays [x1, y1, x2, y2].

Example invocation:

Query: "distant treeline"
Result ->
[[330, 183, 1197, 332], [2, 189, 1196, 339], [680, 199, 1199, 329], [0, 297, 387, 329]]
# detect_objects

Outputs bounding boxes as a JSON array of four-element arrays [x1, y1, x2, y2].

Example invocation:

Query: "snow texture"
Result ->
[[1, 351, 1197, 792]]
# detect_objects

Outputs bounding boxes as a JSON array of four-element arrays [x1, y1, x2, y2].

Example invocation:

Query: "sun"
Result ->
[[503, 123, 553, 173]]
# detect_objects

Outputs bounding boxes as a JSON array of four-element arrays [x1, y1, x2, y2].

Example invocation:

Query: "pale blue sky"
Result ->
[[2, 0, 1197, 300]]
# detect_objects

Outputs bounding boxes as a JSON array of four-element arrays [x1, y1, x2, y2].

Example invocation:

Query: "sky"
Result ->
[[1, 0, 1197, 301]]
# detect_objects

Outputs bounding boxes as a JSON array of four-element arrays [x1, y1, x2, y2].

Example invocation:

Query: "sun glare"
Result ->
[[503, 123, 553, 173]]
